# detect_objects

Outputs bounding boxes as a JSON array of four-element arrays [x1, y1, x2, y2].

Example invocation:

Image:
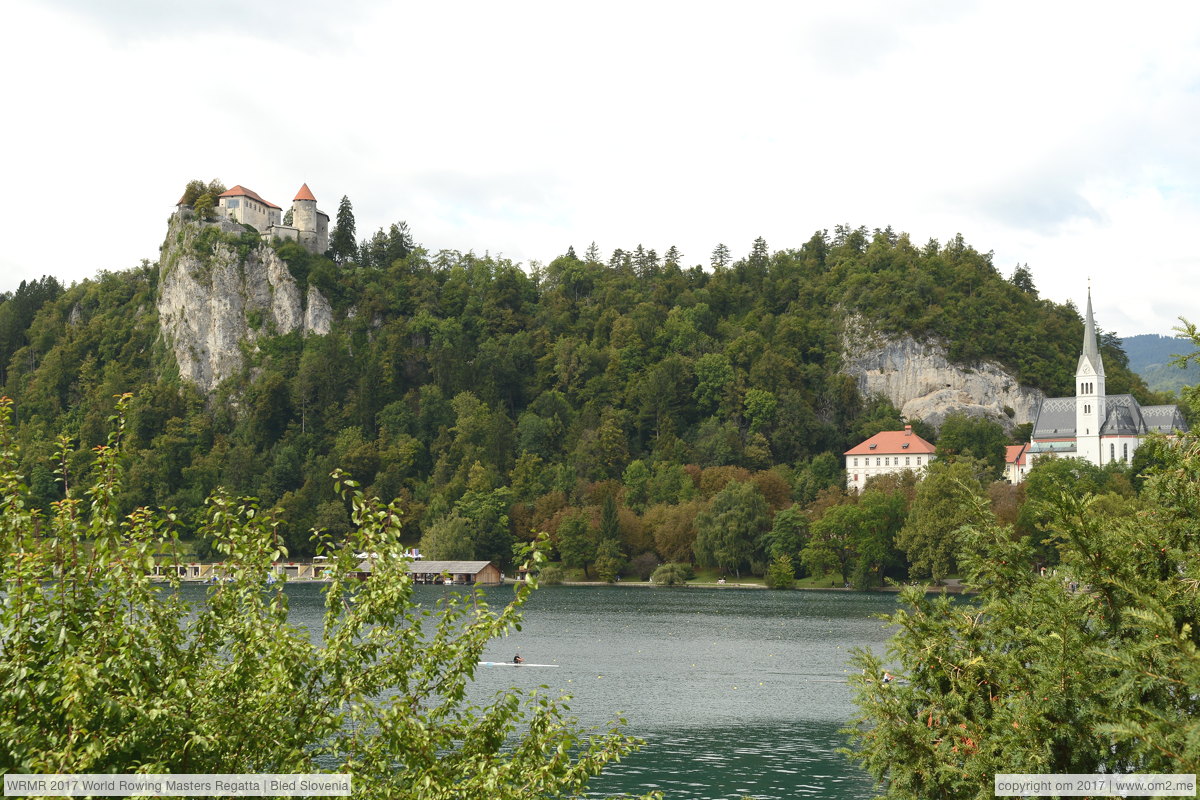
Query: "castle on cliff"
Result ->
[[177, 183, 329, 254]]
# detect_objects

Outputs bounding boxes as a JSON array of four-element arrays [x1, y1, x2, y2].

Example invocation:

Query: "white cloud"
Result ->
[[2, 0, 1199, 336]]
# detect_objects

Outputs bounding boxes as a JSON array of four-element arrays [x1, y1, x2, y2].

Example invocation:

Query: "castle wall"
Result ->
[[219, 196, 280, 232], [263, 225, 300, 244], [316, 211, 329, 253]]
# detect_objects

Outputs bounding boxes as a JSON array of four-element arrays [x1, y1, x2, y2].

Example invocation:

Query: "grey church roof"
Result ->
[[1099, 394, 1146, 436], [1031, 396, 1076, 439], [1141, 405, 1189, 434], [1032, 393, 1189, 442]]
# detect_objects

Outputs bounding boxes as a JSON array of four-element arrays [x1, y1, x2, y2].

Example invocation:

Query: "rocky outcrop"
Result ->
[[157, 216, 333, 394], [841, 316, 1044, 431]]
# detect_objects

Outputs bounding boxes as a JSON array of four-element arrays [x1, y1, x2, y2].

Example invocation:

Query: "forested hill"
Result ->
[[0, 222, 1163, 560], [1122, 333, 1200, 393]]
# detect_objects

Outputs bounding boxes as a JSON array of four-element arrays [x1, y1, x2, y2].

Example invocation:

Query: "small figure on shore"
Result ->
[[513, 654, 525, 665], [717, 577, 726, 584], [882, 671, 894, 685]]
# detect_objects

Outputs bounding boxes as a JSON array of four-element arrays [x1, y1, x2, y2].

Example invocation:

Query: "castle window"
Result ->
[[1124, 443, 1129, 462], [876, 458, 880, 466], [1110, 443, 1115, 461], [906, 457, 910, 465], [228, 199, 239, 208], [916, 457, 922, 465]]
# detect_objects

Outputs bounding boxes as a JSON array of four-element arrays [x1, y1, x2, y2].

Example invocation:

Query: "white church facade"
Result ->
[[1027, 290, 1188, 469]]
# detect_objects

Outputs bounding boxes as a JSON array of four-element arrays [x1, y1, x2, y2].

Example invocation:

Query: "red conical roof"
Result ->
[[294, 183, 317, 202]]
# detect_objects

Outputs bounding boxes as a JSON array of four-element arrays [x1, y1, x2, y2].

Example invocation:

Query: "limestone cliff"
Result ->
[[841, 316, 1044, 431], [157, 215, 332, 394]]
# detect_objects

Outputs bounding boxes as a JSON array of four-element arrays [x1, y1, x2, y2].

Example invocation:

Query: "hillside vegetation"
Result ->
[[0, 221, 1174, 578], [1122, 332, 1200, 393]]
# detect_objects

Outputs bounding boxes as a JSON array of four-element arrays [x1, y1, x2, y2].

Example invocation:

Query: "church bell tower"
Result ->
[[1075, 287, 1106, 464]]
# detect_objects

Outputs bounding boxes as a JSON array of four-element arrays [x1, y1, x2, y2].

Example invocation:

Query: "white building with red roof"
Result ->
[[844, 425, 936, 493], [201, 183, 329, 255], [216, 185, 283, 232], [1004, 443, 1030, 484]]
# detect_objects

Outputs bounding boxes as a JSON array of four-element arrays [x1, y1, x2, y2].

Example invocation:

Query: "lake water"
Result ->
[[248, 582, 897, 800]]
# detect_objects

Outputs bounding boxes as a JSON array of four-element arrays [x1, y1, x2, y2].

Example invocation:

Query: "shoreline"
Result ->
[[532, 579, 969, 594]]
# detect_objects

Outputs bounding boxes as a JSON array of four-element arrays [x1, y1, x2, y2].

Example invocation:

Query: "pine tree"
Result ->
[[329, 195, 356, 263], [711, 243, 731, 270]]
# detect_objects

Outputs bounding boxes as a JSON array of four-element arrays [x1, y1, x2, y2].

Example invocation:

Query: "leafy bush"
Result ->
[[0, 397, 650, 796], [537, 563, 564, 584], [764, 554, 796, 589], [651, 562, 694, 586]]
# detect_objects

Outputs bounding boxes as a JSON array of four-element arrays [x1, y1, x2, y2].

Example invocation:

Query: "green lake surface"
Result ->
[[262, 582, 898, 799]]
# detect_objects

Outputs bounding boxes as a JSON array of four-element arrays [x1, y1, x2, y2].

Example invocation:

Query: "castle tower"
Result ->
[[292, 184, 318, 250], [1075, 287, 1106, 464]]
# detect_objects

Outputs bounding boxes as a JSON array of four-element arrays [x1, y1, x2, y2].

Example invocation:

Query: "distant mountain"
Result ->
[[1121, 334, 1200, 394]]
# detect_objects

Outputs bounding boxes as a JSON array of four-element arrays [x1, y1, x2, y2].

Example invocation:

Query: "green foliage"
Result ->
[[651, 562, 694, 585], [762, 505, 808, 562], [0, 398, 651, 797], [764, 554, 796, 589], [694, 480, 770, 577], [537, 563, 564, 584], [419, 512, 475, 559], [846, 432, 1200, 796], [179, 178, 226, 207], [2, 220, 1145, 576], [936, 412, 1008, 480], [555, 510, 595, 578], [895, 459, 990, 582], [804, 489, 906, 588], [329, 195, 357, 263]]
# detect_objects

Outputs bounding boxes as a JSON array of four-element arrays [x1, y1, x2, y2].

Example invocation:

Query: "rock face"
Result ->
[[841, 316, 1044, 431], [157, 216, 332, 394]]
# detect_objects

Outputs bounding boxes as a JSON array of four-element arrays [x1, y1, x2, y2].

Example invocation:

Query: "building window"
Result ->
[[876, 458, 881, 466], [227, 199, 239, 208], [853, 458, 858, 467], [916, 457, 922, 466], [905, 456, 910, 466], [884, 458, 889, 466], [1110, 443, 1115, 461], [1124, 443, 1129, 462]]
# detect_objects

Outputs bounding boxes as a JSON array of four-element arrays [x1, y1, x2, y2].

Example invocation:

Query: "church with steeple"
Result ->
[[1027, 289, 1188, 469]]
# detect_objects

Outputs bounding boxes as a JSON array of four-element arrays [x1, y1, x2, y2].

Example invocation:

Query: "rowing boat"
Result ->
[[477, 661, 559, 668]]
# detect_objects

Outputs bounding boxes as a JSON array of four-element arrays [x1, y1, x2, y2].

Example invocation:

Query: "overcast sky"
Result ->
[[2, 0, 1198, 337]]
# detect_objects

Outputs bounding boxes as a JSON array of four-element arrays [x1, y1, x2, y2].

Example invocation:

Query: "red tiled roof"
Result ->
[[1005, 444, 1028, 466], [294, 183, 317, 202], [217, 185, 282, 210], [844, 427, 936, 456]]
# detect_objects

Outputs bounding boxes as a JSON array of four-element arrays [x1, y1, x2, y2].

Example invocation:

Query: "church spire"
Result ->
[[1077, 286, 1105, 376]]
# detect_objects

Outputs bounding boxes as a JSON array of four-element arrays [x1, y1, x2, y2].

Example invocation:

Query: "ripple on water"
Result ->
[[587, 721, 877, 800]]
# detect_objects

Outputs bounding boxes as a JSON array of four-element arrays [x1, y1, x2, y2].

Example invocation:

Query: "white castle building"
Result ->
[[178, 183, 329, 254], [1028, 289, 1188, 468]]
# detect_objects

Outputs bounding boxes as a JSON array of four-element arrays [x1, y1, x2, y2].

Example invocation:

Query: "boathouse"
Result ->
[[352, 559, 502, 585]]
